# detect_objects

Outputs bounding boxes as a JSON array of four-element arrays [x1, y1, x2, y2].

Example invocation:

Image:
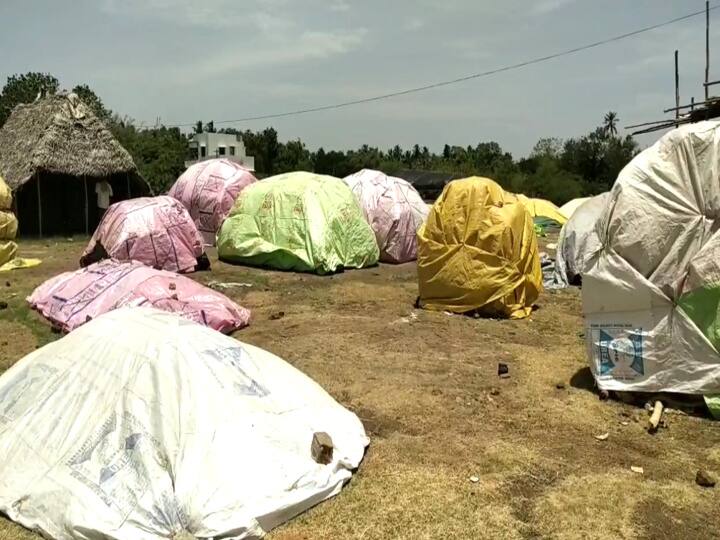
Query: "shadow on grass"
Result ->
[[570, 367, 596, 393]]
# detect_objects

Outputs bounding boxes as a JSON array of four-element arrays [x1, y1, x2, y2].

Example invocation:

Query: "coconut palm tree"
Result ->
[[603, 111, 618, 137]]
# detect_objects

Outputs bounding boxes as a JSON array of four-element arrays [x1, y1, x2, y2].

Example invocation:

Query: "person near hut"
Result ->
[[95, 180, 113, 226]]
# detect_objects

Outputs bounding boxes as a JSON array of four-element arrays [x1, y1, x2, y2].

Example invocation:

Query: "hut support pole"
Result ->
[[675, 50, 680, 128], [35, 175, 42, 238], [84, 176, 89, 235], [706, 0, 711, 101], [126, 173, 131, 198]]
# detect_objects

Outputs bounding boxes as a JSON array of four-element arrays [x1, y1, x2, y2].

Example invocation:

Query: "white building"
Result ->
[[186, 132, 255, 170]]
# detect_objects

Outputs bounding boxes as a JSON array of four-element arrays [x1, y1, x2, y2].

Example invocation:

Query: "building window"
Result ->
[[229, 146, 236, 156], [218, 146, 226, 156], [200, 145, 207, 158]]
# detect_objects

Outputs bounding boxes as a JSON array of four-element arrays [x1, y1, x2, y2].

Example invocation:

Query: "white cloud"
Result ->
[[531, 0, 578, 15], [97, 27, 368, 85], [328, 0, 350, 12], [403, 18, 425, 32], [101, 0, 294, 29]]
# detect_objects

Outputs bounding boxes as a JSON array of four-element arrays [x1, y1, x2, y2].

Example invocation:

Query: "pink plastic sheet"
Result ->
[[28, 259, 251, 333], [169, 159, 257, 246], [343, 169, 429, 263], [81, 196, 205, 273]]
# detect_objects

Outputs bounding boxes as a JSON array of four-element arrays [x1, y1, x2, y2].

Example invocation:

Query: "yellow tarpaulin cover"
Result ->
[[0, 241, 17, 267], [417, 177, 542, 319], [0, 175, 23, 268], [0, 211, 18, 240], [516, 194, 568, 225], [0, 257, 41, 272], [0, 175, 11, 211]]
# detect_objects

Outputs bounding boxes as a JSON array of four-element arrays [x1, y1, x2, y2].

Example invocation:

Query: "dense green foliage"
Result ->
[[0, 72, 639, 202], [0, 72, 59, 126], [110, 117, 188, 194]]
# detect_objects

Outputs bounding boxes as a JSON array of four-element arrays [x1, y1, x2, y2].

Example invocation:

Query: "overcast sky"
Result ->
[[0, 0, 717, 156]]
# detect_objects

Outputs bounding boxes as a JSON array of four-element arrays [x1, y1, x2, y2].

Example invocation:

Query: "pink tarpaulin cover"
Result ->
[[343, 169, 429, 263], [81, 196, 205, 273], [169, 159, 257, 246], [28, 259, 251, 333]]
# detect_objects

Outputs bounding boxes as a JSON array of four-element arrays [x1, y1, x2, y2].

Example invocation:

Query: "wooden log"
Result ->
[[311, 432, 334, 464], [648, 400, 664, 433]]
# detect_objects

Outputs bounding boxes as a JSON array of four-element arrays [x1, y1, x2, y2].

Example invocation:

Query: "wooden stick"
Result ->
[[83, 176, 89, 236], [675, 50, 680, 128], [663, 97, 718, 113], [706, 0, 711, 101], [35, 174, 42, 238], [648, 400, 665, 433], [624, 119, 676, 130]]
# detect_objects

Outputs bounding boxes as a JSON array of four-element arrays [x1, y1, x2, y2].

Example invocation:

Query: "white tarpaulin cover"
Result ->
[[559, 197, 591, 219], [553, 192, 609, 288], [0, 307, 368, 539], [583, 121, 720, 394]]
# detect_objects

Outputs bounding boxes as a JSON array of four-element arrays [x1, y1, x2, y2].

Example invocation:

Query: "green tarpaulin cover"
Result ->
[[217, 172, 379, 274]]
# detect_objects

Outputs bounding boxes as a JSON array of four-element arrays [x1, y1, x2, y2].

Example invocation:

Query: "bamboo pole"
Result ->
[[84, 176, 89, 235], [35, 174, 42, 237], [706, 1, 711, 101], [625, 119, 676, 130], [675, 50, 680, 128], [663, 97, 717, 113]]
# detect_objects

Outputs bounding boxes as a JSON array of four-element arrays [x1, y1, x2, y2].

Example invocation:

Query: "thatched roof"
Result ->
[[0, 93, 146, 190]]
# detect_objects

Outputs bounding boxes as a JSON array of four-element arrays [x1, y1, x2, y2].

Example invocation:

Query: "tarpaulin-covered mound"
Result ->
[[28, 259, 250, 333], [553, 192, 609, 288], [0, 307, 368, 539], [169, 159, 257, 246], [417, 177, 542, 319], [517, 194, 568, 235], [517, 195, 568, 225], [0, 174, 18, 266], [560, 197, 591, 219], [218, 171, 379, 274], [584, 121, 720, 394], [343, 169, 428, 263], [81, 196, 206, 273]]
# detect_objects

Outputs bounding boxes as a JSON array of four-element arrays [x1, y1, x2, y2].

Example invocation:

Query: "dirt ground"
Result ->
[[1, 238, 720, 540]]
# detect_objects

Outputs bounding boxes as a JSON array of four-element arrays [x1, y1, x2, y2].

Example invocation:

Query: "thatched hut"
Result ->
[[394, 170, 461, 201], [0, 93, 150, 236]]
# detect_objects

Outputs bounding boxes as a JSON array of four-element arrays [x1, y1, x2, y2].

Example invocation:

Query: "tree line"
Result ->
[[0, 72, 639, 203]]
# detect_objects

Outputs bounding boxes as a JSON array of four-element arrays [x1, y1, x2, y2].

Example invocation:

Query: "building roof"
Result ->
[[0, 93, 146, 190]]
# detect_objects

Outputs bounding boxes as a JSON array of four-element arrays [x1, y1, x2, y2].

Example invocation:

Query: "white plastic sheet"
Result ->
[[583, 121, 720, 394], [0, 307, 368, 539], [553, 192, 609, 288]]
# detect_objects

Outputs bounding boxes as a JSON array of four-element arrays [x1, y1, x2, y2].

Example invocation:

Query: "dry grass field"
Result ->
[[1, 238, 720, 540]]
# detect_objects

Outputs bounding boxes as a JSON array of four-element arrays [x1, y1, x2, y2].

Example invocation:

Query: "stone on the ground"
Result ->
[[311, 432, 334, 464], [696, 470, 716, 488]]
